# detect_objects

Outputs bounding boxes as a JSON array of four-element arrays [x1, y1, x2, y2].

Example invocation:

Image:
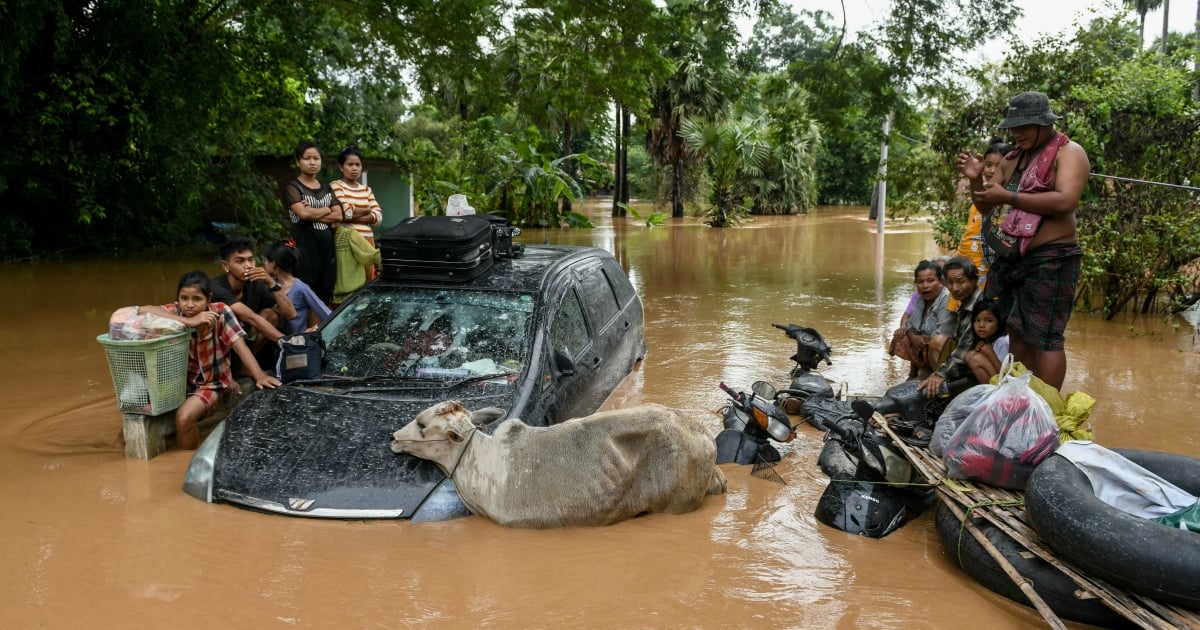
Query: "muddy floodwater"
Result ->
[[2, 204, 1197, 629]]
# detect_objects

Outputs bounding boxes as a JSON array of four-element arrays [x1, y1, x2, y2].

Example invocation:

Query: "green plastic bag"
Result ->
[[1153, 501, 1200, 532]]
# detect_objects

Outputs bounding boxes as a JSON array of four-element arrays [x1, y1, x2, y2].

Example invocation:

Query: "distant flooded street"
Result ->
[[1, 203, 1197, 628]]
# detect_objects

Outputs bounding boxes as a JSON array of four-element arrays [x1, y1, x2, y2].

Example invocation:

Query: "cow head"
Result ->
[[389, 401, 507, 468]]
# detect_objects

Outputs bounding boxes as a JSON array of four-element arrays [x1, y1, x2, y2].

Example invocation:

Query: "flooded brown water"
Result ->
[[2, 204, 1197, 628]]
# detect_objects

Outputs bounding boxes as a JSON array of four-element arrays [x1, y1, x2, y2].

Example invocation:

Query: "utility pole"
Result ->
[[1195, 0, 1200, 99], [870, 110, 894, 234], [1162, 0, 1171, 56]]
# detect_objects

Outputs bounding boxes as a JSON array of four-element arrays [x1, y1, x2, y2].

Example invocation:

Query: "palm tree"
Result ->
[[736, 75, 822, 215], [644, 0, 740, 218], [646, 59, 733, 218], [678, 116, 769, 227], [1125, 0, 1165, 48]]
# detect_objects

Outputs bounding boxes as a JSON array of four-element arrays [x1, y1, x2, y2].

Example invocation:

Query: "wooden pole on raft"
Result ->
[[867, 416, 1063, 628], [881, 419, 1179, 630], [935, 494, 1068, 630]]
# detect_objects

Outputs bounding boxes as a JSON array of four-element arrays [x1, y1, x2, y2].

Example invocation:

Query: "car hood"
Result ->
[[210, 383, 513, 519]]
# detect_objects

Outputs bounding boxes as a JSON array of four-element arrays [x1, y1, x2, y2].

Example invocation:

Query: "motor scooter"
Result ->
[[814, 411, 934, 538], [713, 322, 959, 536], [714, 381, 797, 465]]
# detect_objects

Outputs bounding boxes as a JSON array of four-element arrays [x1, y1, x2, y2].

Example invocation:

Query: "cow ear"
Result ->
[[446, 414, 475, 443], [470, 407, 506, 427]]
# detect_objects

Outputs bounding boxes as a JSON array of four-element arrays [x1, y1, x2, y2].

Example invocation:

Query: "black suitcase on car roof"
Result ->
[[379, 215, 494, 282]]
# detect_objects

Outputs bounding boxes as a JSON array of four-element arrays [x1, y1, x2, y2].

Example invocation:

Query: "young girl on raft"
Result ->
[[133, 271, 281, 449], [965, 298, 1006, 384]]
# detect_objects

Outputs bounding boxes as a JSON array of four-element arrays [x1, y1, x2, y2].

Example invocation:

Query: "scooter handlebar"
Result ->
[[772, 323, 801, 336], [718, 381, 739, 400], [821, 416, 856, 441]]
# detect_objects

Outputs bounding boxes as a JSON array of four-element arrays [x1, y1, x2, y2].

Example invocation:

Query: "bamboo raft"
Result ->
[[878, 419, 1200, 630]]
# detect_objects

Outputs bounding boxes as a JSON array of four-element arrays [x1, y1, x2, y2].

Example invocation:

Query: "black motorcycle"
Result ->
[[814, 410, 934, 538]]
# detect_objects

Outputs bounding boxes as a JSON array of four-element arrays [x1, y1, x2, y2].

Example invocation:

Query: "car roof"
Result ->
[[372, 244, 610, 293]]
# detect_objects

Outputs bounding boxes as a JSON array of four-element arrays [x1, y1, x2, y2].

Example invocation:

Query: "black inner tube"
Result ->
[[1025, 448, 1200, 610], [935, 501, 1135, 628]]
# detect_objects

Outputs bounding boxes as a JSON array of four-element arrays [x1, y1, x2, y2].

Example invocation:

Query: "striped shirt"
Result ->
[[329, 179, 383, 241], [284, 180, 339, 232]]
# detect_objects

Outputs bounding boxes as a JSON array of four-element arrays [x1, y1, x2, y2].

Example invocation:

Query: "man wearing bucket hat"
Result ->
[[955, 91, 1090, 390]]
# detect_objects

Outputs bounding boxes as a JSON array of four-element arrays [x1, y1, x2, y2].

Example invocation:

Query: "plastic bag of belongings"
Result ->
[[108, 306, 188, 341], [935, 358, 1098, 489]]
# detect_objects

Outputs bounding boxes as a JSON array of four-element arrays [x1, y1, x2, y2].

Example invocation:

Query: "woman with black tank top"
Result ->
[[284, 140, 342, 304]]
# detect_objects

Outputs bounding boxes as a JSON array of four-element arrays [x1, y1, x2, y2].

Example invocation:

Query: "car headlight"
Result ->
[[182, 421, 224, 502]]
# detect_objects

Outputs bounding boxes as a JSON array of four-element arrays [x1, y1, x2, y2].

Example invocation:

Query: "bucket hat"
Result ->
[[997, 92, 1061, 129]]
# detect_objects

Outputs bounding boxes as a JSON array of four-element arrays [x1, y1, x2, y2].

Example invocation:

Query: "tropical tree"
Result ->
[[1124, 0, 1165, 49], [489, 126, 591, 228], [862, 0, 1020, 218], [774, 8, 892, 204], [645, 0, 743, 218], [735, 74, 822, 214], [678, 116, 769, 227]]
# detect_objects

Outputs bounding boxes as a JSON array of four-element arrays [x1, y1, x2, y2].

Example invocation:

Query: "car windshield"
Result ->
[[320, 288, 535, 381]]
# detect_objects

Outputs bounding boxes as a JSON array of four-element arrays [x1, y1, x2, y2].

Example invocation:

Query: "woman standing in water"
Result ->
[[284, 140, 342, 304], [329, 146, 383, 281]]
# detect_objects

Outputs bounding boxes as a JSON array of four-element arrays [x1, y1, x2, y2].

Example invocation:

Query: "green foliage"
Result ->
[[736, 74, 821, 214], [679, 115, 769, 227], [489, 129, 588, 227], [644, 0, 744, 217], [925, 14, 1200, 318], [624, 144, 658, 199], [773, 8, 894, 204], [626, 204, 667, 227], [0, 0, 511, 259]]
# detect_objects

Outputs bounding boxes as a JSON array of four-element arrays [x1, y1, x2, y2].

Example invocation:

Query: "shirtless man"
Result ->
[[957, 92, 1090, 390]]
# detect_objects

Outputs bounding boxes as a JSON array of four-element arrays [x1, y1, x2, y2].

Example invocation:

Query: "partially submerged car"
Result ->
[[184, 245, 645, 520]]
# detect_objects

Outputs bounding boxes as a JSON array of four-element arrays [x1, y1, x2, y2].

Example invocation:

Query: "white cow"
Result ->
[[390, 401, 728, 528]]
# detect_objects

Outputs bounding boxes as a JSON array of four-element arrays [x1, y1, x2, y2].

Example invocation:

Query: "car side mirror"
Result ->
[[554, 347, 577, 377]]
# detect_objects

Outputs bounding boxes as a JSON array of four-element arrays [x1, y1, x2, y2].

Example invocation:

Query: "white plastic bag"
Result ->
[[445, 194, 476, 216], [119, 372, 150, 409], [930, 383, 995, 457], [108, 307, 187, 340], [942, 371, 1059, 489]]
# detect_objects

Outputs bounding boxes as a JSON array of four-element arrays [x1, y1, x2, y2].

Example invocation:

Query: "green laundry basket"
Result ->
[[97, 331, 192, 415]]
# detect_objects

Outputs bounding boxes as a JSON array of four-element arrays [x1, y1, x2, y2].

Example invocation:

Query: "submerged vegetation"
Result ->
[[3, 0, 1199, 316]]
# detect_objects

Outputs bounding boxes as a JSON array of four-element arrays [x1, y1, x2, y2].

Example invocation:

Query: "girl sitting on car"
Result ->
[[130, 271, 281, 449]]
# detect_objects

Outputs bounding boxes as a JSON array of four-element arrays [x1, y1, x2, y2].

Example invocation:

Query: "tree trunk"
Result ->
[[671, 156, 685, 218], [562, 120, 573, 215]]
